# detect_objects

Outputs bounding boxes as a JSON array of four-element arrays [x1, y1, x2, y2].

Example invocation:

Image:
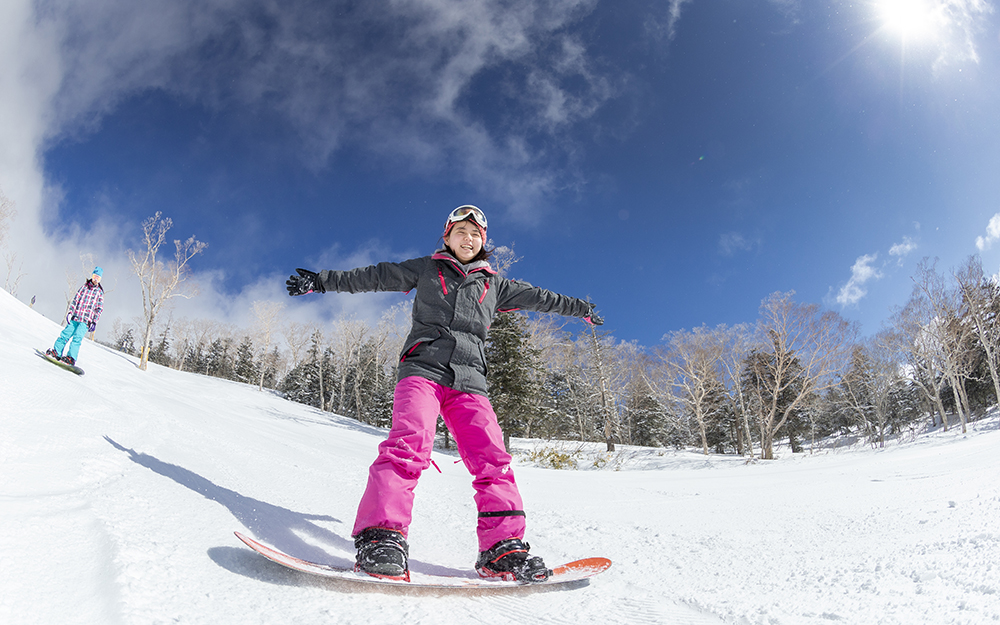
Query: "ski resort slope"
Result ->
[[2, 287, 999, 625]]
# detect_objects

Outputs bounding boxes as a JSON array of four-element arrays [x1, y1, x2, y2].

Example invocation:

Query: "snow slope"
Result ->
[[2, 287, 999, 625]]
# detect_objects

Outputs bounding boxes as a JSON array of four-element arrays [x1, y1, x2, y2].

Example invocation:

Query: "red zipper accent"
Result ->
[[478, 280, 490, 303], [438, 269, 448, 295], [401, 342, 422, 362]]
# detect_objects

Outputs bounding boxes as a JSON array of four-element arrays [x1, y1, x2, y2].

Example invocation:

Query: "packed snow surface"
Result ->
[[2, 288, 999, 625]]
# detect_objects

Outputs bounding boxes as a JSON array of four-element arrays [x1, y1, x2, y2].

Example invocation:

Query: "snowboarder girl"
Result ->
[[286, 205, 603, 583], [47, 267, 105, 367]]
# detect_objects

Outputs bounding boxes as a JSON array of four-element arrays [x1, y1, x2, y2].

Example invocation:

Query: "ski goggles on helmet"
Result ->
[[446, 205, 488, 230]]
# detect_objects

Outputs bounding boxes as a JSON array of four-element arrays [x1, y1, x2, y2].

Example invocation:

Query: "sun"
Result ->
[[875, 0, 942, 41]]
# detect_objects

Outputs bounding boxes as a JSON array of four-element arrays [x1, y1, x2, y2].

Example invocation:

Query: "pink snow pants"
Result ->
[[353, 376, 525, 552]]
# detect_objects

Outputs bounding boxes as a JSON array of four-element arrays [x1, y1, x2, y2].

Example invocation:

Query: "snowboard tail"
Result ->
[[234, 531, 610, 589]]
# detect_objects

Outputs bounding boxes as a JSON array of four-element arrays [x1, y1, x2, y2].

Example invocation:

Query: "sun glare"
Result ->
[[876, 0, 940, 40]]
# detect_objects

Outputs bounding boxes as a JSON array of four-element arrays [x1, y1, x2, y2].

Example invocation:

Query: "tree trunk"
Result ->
[[139, 319, 156, 371]]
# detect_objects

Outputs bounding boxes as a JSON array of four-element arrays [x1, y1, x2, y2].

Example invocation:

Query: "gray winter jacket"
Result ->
[[317, 250, 593, 396]]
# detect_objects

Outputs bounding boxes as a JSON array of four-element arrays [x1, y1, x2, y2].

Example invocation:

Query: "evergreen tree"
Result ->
[[233, 336, 259, 385], [701, 379, 736, 453], [538, 370, 588, 441], [205, 337, 235, 380], [623, 376, 669, 447], [485, 311, 544, 448], [260, 346, 282, 390], [148, 325, 171, 366], [280, 331, 335, 410], [185, 343, 206, 375], [839, 345, 877, 439], [114, 326, 136, 356], [741, 348, 806, 454]]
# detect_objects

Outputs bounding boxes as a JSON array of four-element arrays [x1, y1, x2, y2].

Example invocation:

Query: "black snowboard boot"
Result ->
[[475, 538, 551, 583], [45, 348, 60, 360], [62, 355, 76, 366], [354, 527, 409, 581]]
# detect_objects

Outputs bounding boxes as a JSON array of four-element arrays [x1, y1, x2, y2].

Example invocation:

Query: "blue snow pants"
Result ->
[[54, 320, 89, 361]]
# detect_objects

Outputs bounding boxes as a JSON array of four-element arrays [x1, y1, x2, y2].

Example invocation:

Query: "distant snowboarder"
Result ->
[[46, 266, 104, 368], [286, 205, 603, 583]]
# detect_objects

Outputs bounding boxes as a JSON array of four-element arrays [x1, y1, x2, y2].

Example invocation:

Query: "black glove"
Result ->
[[87, 322, 97, 333], [286, 268, 324, 296], [585, 303, 604, 326]]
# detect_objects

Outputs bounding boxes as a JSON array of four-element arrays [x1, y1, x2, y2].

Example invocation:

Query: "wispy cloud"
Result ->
[[932, 0, 996, 69], [643, 0, 693, 43], [30, 0, 615, 220], [975, 213, 1000, 251], [836, 253, 883, 307], [666, 0, 694, 41], [718, 231, 761, 257], [889, 236, 918, 264]]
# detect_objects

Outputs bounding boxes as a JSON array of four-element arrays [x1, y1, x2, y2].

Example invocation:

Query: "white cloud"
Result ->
[[975, 213, 1000, 251], [931, 0, 995, 70], [889, 236, 918, 264], [836, 253, 883, 307], [0, 0, 617, 337]]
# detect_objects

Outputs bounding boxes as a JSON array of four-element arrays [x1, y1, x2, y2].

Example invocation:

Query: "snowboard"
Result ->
[[36, 349, 85, 375], [235, 531, 611, 589]]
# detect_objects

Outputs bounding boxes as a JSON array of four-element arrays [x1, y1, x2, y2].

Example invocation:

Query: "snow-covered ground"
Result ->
[[2, 287, 999, 625]]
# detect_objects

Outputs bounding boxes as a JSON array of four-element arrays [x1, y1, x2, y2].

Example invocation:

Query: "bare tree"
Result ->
[[912, 259, 976, 431], [661, 325, 727, 455], [954, 255, 1000, 410], [0, 186, 14, 248], [328, 318, 369, 415], [1, 187, 24, 295], [890, 290, 951, 428], [127, 213, 207, 370], [582, 324, 624, 451], [751, 292, 857, 459], [282, 321, 313, 370], [716, 323, 756, 457], [489, 244, 521, 278], [3, 250, 24, 296], [251, 300, 286, 390], [840, 333, 909, 448]]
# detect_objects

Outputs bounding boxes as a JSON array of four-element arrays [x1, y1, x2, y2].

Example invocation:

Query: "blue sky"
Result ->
[[3, 0, 1000, 346]]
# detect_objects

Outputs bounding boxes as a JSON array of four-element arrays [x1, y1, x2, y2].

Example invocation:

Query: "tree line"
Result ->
[[9, 205, 991, 459], [104, 243, 998, 460]]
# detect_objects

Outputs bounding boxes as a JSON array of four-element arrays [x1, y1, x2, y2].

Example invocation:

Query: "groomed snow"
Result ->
[[2, 287, 998, 625]]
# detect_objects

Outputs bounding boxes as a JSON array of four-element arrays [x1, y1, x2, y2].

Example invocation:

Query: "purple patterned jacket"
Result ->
[[68, 280, 104, 326]]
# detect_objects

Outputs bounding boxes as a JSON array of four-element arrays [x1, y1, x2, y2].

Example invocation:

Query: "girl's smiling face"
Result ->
[[444, 220, 483, 263]]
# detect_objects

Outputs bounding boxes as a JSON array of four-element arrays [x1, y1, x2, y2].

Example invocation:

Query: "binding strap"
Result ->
[[478, 510, 526, 518]]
